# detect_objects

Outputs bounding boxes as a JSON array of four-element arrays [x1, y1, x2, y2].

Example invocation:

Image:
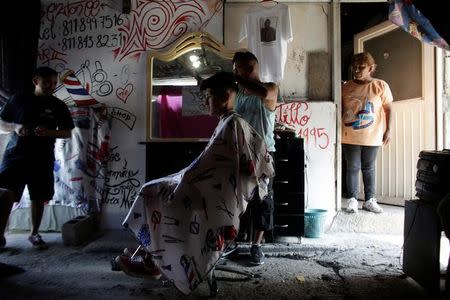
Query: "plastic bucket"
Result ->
[[304, 209, 327, 238]]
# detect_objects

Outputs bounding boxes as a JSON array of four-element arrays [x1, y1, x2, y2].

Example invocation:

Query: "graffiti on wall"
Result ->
[[36, 0, 224, 214], [96, 145, 141, 209], [114, 0, 223, 61], [116, 83, 134, 103], [275, 101, 332, 150], [38, 44, 68, 65], [40, 0, 125, 52], [41, 0, 109, 22], [80, 60, 114, 97], [108, 107, 136, 130]]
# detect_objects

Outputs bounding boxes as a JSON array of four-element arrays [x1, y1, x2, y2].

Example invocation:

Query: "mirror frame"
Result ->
[[146, 31, 237, 142]]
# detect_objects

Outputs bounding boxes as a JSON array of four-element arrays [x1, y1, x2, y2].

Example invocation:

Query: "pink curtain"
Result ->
[[158, 87, 218, 138]]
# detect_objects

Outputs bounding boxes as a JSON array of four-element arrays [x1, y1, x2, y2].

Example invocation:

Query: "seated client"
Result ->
[[120, 71, 274, 295]]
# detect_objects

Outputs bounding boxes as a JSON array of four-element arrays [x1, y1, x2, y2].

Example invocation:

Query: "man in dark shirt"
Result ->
[[0, 67, 74, 250]]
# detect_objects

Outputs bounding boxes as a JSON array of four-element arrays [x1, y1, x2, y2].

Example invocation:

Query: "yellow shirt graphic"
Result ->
[[342, 79, 393, 146]]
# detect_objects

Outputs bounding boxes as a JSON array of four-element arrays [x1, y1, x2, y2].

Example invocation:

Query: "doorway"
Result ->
[[354, 21, 435, 206], [341, 2, 436, 206]]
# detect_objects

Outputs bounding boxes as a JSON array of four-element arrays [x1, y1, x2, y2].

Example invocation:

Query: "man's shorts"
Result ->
[[0, 161, 54, 202], [240, 151, 275, 232], [240, 174, 275, 232], [249, 186, 274, 231]]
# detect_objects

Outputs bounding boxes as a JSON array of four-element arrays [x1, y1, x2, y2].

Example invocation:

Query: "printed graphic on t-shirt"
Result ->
[[39, 108, 56, 123], [260, 17, 277, 43], [343, 97, 375, 130]]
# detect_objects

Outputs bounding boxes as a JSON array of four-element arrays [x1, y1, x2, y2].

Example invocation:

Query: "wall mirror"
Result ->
[[147, 31, 237, 141]]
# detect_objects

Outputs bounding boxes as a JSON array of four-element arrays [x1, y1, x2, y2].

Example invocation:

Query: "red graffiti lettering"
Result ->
[[276, 103, 331, 150], [114, 0, 220, 61], [276, 102, 310, 127], [38, 45, 67, 65], [297, 127, 330, 149]]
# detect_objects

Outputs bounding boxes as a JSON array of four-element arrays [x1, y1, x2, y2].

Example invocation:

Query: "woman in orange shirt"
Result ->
[[342, 52, 393, 213]]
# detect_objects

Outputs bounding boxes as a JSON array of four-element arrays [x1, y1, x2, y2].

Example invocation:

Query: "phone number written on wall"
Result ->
[[41, 14, 126, 51]]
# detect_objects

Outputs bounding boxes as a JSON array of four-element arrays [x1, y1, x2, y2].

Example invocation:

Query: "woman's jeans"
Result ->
[[342, 144, 379, 201]]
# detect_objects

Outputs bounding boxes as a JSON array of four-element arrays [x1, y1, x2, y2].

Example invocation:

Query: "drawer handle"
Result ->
[[275, 224, 289, 228], [275, 180, 289, 184], [276, 202, 289, 206], [277, 159, 288, 162]]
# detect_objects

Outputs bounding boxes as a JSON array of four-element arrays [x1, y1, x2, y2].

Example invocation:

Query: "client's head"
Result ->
[[200, 72, 238, 117]]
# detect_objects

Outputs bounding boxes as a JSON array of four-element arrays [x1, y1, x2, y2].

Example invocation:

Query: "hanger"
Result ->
[[259, 0, 278, 7]]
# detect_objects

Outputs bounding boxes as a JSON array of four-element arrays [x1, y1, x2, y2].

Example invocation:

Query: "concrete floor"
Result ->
[[0, 203, 445, 299]]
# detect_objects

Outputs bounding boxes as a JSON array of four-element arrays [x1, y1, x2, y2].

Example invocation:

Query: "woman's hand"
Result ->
[[382, 129, 391, 145]]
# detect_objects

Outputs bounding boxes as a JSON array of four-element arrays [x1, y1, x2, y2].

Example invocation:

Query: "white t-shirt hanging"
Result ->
[[239, 2, 293, 83]]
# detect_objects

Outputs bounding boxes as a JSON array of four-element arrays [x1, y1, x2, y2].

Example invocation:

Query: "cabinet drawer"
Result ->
[[275, 159, 304, 177], [274, 170, 304, 183], [273, 214, 304, 237], [274, 140, 289, 155], [273, 178, 304, 193], [274, 192, 304, 214], [275, 143, 304, 156]]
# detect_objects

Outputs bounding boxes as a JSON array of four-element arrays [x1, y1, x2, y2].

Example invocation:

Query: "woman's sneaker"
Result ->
[[28, 234, 48, 250], [362, 198, 383, 213], [345, 197, 359, 213]]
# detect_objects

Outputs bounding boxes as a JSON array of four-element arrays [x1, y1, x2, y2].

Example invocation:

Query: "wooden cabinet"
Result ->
[[141, 141, 207, 181], [142, 136, 306, 240], [273, 131, 305, 239]]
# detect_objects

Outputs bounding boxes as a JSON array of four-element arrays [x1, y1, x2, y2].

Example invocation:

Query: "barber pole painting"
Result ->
[[180, 255, 202, 291], [60, 70, 100, 107]]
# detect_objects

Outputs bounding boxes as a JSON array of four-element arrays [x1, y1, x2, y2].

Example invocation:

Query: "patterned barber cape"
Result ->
[[123, 112, 274, 294]]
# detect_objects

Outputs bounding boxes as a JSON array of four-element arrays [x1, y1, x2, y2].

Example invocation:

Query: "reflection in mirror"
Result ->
[[147, 32, 236, 141]]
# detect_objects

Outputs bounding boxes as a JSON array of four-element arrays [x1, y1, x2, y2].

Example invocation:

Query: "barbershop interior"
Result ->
[[0, 0, 449, 299]]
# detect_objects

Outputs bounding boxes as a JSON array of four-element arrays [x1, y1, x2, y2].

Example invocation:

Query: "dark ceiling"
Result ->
[[341, 2, 390, 44], [340, 2, 390, 81]]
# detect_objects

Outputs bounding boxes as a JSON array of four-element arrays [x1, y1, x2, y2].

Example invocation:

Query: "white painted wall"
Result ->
[[275, 102, 336, 213], [225, 3, 336, 214], [3, 0, 336, 230], [38, 2, 148, 229], [34, 0, 224, 229], [225, 3, 330, 97]]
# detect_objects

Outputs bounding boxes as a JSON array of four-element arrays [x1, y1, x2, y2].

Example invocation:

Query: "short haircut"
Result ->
[[351, 52, 376, 70], [232, 51, 258, 65], [200, 72, 238, 100], [33, 66, 58, 79]]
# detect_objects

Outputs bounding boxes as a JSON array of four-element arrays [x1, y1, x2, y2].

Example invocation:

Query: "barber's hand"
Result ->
[[34, 126, 48, 137], [382, 129, 391, 145], [15, 125, 32, 136]]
